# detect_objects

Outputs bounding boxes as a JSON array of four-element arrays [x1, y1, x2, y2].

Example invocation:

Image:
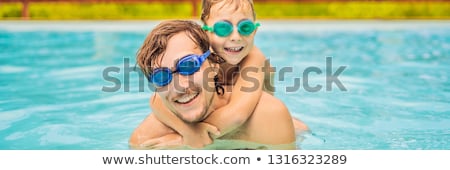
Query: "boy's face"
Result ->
[[206, 1, 256, 65], [155, 32, 216, 123]]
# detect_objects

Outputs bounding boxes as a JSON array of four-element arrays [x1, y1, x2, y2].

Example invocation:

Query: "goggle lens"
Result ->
[[151, 68, 172, 87], [213, 21, 233, 37], [238, 20, 256, 36], [149, 50, 210, 87]]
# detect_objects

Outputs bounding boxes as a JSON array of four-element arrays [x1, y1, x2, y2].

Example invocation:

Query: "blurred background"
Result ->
[[0, 0, 449, 20]]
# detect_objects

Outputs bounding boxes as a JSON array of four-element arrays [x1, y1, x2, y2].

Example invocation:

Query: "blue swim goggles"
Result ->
[[202, 19, 260, 37], [149, 50, 211, 87]]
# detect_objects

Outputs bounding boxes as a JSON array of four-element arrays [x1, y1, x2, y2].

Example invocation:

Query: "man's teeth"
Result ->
[[225, 47, 243, 52], [176, 93, 198, 104]]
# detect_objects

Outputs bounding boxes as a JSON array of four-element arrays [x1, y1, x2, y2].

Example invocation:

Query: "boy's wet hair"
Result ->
[[201, 0, 256, 23], [136, 20, 210, 77]]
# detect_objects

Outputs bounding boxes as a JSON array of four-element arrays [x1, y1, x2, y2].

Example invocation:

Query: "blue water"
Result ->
[[1, 21, 449, 149]]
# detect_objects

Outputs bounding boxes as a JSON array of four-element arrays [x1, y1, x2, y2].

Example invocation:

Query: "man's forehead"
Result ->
[[159, 50, 192, 67], [156, 32, 200, 67], [159, 49, 202, 68]]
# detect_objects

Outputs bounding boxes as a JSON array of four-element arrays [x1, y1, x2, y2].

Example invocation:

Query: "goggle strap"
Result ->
[[198, 50, 211, 64], [202, 25, 213, 32]]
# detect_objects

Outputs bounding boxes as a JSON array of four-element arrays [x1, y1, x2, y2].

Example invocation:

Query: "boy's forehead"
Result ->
[[209, 1, 254, 20]]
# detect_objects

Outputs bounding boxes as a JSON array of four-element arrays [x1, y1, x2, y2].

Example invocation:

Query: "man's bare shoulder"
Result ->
[[244, 92, 296, 145], [258, 93, 290, 116]]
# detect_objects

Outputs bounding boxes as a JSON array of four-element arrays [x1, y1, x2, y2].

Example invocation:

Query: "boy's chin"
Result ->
[[223, 55, 245, 65]]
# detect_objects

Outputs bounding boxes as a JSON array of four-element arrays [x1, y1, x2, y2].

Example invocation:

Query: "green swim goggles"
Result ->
[[202, 19, 260, 37]]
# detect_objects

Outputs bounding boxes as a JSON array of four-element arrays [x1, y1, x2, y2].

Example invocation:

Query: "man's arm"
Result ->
[[205, 46, 266, 138]]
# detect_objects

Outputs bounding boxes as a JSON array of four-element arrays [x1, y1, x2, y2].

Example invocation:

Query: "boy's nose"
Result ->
[[229, 28, 242, 42]]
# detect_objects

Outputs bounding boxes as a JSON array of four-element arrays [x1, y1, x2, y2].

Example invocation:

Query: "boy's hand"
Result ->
[[182, 122, 220, 148], [137, 123, 219, 149]]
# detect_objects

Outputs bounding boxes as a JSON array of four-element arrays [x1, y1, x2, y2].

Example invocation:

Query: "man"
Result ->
[[129, 20, 306, 149]]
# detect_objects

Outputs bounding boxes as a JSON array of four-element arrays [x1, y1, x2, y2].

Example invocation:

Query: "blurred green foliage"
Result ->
[[255, 2, 450, 19], [0, 3, 22, 18], [0, 2, 449, 20], [0, 2, 192, 19]]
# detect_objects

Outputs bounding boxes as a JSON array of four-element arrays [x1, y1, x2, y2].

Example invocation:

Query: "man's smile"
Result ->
[[174, 92, 199, 104]]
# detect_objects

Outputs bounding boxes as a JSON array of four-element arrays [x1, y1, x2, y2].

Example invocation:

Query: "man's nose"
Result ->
[[172, 74, 191, 93]]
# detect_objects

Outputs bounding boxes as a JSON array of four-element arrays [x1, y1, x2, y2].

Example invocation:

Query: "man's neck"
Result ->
[[207, 87, 232, 114]]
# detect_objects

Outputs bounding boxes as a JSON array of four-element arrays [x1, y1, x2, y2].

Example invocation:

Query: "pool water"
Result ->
[[1, 21, 449, 149]]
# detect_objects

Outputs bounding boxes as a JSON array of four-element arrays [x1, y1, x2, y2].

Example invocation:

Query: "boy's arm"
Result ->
[[135, 133, 185, 150], [150, 94, 220, 148], [205, 46, 266, 138]]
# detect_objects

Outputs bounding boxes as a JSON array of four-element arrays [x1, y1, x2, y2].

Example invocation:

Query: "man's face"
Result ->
[[155, 32, 216, 123]]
